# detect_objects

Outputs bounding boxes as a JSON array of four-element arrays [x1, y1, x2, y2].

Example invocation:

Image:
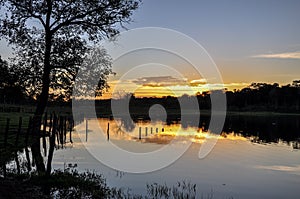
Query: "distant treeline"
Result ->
[[1, 80, 300, 114], [225, 81, 300, 112], [94, 81, 300, 118]]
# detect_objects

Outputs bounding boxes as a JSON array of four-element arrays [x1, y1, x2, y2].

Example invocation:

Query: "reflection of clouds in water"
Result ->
[[78, 119, 247, 147], [255, 165, 300, 174], [74, 118, 299, 155]]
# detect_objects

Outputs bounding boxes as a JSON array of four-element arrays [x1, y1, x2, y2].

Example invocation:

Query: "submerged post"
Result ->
[[139, 127, 142, 140], [107, 122, 110, 141], [42, 112, 47, 157], [3, 118, 10, 178], [59, 116, 64, 148], [4, 118, 10, 149], [64, 116, 67, 143], [15, 117, 22, 147], [86, 119, 88, 142], [47, 114, 57, 176], [25, 117, 32, 172], [69, 118, 73, 143], [15, 116, 22, 174]]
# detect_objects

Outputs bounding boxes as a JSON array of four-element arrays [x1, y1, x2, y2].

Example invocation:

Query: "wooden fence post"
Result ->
[[42, 112, 47, 157], [2, 118, 10, 178], [69, 118, 73, 143], [25, 117, 32, 172], [107, 122, 110, 141], [15, 117, 22, 147], [47, 114, 57, 176], [59, 116, 64, 148], [139, 127, 142, 140], [64, 116, 67, 144], [49, 113, 53, 134], [15, 116, 22, 174], [56, 116, 60, 148], [4, 118, 10, 149], [86, 119, 88, 142]]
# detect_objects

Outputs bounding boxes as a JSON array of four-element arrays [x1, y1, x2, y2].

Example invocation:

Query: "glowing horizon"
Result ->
[[99, 77, 253, 99]]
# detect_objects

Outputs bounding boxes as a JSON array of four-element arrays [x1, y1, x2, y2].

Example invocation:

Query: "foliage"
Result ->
[[0, 0, 140, 101], [223, 81, 300, 112], [146, 181, 196, 199], [0, 56, 25, 103], [0, 0, 141, 174], [31, 169, 110, 198]]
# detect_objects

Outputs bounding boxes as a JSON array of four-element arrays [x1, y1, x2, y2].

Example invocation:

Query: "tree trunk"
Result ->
[[31, 30, 52, 175]]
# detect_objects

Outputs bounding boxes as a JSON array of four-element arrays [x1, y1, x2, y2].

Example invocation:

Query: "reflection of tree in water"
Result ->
[[117, 93, 300, 148], [138, 114, 300, 149], [118, 116, 136, 133], [224, 115, 300, 148], [292, 141, 300, 149]]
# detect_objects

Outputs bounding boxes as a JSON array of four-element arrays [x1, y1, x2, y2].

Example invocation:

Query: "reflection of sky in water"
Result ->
[[52, 118, 300, 199]]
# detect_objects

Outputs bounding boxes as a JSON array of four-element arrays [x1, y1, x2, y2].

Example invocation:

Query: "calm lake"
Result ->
[[52, 115, 300, 198]]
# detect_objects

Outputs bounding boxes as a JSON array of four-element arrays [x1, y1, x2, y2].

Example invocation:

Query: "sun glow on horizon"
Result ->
[[99, 78, 249, 99]]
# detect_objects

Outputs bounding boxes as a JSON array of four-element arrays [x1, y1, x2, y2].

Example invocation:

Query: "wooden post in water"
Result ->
[[56, 116, 60, 148], [42, 112, 47, 157], [25, 117, 32, 172], [46, 114, 57, 177], [60, 116, 64, 148], [25, 117, 32, 146], [139, 127, 142, 140], [3, 118, 10, 178], [15, 117, 22, 147], [86, 119, 88, 142], [64, 116, 67, 144], [15, 117, 22, 174], [49, 113, 53, 133], [107, 122, 110, 141], [69, 118, 73, 143], [4, 118, 10, 149]]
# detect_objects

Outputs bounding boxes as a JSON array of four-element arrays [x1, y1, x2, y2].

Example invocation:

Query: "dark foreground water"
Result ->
[[52, 115, 300, 198]]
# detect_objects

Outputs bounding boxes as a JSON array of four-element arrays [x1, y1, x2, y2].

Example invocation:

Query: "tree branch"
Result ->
[[50, 4, 110, 34], [9, 0, 46, 28]]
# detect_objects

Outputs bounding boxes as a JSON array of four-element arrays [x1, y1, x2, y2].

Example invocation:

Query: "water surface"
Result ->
[[53, 115, 300, 198]]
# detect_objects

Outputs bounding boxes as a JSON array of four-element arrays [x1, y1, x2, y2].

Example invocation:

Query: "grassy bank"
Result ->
[[0, 167, 201, 199]]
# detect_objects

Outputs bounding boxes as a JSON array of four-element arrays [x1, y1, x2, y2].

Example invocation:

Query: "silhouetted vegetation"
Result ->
[[0, 56, 27, 104], [0, 0, 141, 175], [1, 162, 201, 199], [225, 81, 300, 112], [95, 80, 300, 119]]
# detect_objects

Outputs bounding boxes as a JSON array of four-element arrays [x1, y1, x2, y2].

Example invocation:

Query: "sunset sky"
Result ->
[[1, 0, 300, 98], [101, 0, 300, 98]]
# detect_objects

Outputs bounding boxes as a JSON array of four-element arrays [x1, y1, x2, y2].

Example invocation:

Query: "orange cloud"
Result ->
[[189, 79, 207, 86]]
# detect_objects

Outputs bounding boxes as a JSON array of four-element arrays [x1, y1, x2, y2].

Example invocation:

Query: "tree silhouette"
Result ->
[[0, 56, 25, 103], [0, 0, 140, 174]]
